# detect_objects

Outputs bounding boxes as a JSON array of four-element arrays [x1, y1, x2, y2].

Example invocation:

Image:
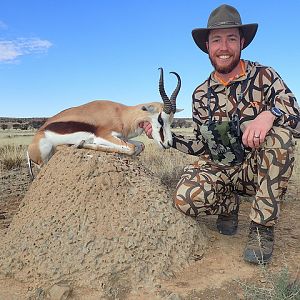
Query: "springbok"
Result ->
[[27, 68, 182, 178]]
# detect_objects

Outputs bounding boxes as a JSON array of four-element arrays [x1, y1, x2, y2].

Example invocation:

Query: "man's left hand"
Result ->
[[242, 111, 276, 148]]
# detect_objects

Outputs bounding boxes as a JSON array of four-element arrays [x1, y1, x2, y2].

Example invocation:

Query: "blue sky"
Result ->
[[0, 0, 299, 117]]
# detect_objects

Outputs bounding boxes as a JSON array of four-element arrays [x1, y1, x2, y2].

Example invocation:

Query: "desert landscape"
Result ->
[[0, 119, 299, 300]]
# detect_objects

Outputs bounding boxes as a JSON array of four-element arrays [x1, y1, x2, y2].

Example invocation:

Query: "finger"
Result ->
[[256, 132, 266, 147], [247, 131, 258, 148], [242, 131, 250, 147], [247, 136, 255, 148], [144, 123, 153, 139], [144, 124, 151, 133], [242, 130, 256, 148], [253, 136, 260, 148]]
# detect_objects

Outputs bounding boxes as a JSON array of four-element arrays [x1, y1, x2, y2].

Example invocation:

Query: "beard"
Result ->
[[209, 52, 241, 74]]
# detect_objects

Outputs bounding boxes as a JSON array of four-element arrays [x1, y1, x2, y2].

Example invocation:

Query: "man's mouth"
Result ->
[[218, 55, 231, 60]]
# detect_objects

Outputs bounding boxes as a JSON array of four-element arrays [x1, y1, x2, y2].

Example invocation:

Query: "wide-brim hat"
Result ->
[[192, 4, 258, 53]]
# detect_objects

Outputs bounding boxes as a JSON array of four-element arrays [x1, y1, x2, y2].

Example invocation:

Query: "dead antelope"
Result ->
[[27, 68, 182, 178]]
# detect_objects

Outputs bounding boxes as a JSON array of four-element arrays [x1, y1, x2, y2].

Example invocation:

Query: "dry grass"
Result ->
[[0, 129, 35, 146], [0, 130, 197, 181], [137, 142, 195, 186], [136, 136, 300, 188], [133, 131, 195, 186], [1, 128, 300, 185], [0, 144, 27, 170], [238, 263, 300, 300], [0, 129, 33, 171]]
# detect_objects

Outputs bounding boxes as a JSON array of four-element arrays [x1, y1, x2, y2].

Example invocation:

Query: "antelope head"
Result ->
[[142, 68, 182, 149]]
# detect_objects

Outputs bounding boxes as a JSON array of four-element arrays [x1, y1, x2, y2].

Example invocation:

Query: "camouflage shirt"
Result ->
[[172, 60, 299, 156]]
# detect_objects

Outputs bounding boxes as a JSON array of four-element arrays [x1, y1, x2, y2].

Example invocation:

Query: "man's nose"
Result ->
[[219, 39, 229, 50]]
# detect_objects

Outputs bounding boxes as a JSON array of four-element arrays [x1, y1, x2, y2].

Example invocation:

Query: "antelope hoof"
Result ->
[[134, 143, 145, 156], [77, 140, 85, 149], [77, 138, 94, 149]]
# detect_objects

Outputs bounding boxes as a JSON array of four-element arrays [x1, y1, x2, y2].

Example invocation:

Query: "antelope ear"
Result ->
[[141, 105, 156, 113], [176, 108, 184, 113]]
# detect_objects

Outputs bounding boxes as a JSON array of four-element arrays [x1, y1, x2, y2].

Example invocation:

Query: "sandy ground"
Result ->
[[0, 155, 299, 300]]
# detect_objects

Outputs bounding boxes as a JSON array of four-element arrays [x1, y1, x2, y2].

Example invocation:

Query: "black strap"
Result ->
[[207, 86, 213, 123]]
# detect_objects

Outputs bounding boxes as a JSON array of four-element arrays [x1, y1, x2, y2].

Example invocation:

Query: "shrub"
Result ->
[[238, 266, 300, 299]]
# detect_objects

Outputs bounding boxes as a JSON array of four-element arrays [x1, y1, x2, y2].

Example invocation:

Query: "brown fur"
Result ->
[[28, 100, 165, 166]]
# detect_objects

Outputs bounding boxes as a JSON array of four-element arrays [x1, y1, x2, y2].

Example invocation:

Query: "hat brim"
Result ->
[[192, 23, 258, 53]]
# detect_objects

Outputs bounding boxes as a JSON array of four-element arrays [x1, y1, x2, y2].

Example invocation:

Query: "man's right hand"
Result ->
[[139, 121, 153, 139]]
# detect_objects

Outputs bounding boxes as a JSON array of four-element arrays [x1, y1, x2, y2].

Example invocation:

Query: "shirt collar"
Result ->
[[208, 60, 252, 88]]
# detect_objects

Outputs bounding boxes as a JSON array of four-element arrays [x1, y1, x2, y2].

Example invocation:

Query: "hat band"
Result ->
[[208, 21, 241, 29]]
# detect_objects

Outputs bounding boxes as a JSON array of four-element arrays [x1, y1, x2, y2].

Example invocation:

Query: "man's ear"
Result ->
[[141, 105, 156, 113], [240, 37, 245, 49], [206, 41, 209, 52]]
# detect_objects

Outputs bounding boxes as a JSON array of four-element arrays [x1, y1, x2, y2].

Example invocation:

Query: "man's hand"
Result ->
[[242, 111, 276, 148], [139, 121, 153, 139]]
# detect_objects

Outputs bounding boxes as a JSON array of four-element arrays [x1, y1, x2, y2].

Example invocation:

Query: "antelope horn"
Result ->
[[169, 71, 181, 113], [158, 67, 172, 114]]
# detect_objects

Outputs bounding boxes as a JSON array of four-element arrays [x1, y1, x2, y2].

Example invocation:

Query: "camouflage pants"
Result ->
[[174, 127, 295, 226]]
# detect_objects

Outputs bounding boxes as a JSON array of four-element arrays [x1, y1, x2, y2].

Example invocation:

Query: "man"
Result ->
[[142, 4, 299, 264]]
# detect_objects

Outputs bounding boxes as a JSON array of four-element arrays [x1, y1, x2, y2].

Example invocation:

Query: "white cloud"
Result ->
[[0, 37, 53, 63]]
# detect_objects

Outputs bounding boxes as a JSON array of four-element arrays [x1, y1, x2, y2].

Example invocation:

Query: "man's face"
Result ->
[[206, 28, 244, 74]]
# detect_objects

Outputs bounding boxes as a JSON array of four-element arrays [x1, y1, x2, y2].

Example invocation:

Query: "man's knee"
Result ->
[[173, 183, 199, 217], [173, 178, 216, 217]]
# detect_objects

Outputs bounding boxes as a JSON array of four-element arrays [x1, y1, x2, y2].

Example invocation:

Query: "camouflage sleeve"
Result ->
[[171, 127, 207, 156], [264, 67, 300, 130], [171, 86, 208, 156]]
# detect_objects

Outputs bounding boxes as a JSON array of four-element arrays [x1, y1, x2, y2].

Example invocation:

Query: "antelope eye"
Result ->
[[158, 113, 164, 126]]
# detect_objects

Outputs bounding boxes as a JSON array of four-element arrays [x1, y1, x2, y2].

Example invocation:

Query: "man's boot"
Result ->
[[216, 205, 239, 235], [243, 221, 275, 264]]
